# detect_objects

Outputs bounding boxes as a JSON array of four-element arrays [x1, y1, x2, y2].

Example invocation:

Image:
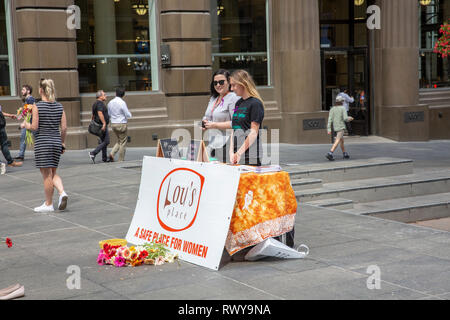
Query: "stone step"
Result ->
[[80, 107, 168, 124], [295, 170, 450, 203], [419, 88, 450, 96], [283, 157, 413, 183], [81, 114, 169, 127], [419, 89, 450, 106], [290, 178, 323, 191], [419, 97, 450, 106], [304, 198, 354, 210], [264, 101, 279, 113], [343, 192, 450, 223]]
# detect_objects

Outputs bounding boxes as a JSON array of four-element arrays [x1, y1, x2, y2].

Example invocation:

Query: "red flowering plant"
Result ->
[[434, 22, 450, 58]]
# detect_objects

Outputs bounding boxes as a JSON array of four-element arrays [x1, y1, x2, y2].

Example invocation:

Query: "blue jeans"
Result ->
[[0, 126, 13, 164], [18, 128, 27, 158]]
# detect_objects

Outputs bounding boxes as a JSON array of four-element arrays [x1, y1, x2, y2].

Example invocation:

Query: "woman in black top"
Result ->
[[229, 70, 265, 166]]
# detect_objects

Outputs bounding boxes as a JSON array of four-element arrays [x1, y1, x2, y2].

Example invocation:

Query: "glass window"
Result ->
[[0, 0, 11, 96], [210, 0, 269, 86], [76, 0, 156, 93], [319, 0, 349, 20], [354, 1, 368, 20], [321, 24, 349, 47], [419, 0, 450, 88], [319, 0, 369, 49], [354, 23, 367, 47]]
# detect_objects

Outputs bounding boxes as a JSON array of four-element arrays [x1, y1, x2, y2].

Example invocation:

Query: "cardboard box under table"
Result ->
[[225, 171, 298, 255]]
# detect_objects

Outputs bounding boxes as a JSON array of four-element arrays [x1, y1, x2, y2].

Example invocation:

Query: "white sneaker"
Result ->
[[58, 192, 68, 211], [34, 202, 55, 213], [0, 285, 25, 300], [0, 163, 5, 175]]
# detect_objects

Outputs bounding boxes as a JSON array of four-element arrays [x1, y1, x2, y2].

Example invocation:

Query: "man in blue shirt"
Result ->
[[14, 85, 35, 161]]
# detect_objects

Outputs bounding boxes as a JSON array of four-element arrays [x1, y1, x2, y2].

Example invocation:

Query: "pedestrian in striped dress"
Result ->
[[21, 79, 69, 213]]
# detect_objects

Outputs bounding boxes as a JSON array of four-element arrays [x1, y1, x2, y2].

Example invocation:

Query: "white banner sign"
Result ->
[[126, 157, 240, 270]]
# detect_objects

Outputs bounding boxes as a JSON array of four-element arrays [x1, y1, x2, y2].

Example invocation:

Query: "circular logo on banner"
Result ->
[[156, 168, 205, 232]]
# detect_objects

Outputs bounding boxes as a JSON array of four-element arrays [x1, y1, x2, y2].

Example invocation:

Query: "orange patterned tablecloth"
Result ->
[[225, 171, 298, 255]]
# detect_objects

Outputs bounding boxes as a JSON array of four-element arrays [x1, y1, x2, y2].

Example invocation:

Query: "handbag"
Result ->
[[88, 120, 102, 136]]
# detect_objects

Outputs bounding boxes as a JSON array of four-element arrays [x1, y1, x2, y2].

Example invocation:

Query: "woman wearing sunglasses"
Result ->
[[203, 69, 240, 162]]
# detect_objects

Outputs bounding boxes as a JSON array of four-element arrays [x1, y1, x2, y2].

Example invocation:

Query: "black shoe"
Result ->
[[89, 152, 96, 164], [343, 152, 350, 159], [14, 156, 24, 161], [326, 153, 335, 161]]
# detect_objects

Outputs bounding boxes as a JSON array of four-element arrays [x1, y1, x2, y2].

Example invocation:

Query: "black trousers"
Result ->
[[92, 128, 110, 161], [0, 127, 13, 164]]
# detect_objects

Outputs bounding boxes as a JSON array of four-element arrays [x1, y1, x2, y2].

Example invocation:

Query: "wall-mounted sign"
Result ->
[[404, 111, 425, 123], [303, 118, 326, 131]]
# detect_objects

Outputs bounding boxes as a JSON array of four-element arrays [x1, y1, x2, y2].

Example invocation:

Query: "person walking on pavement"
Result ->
[[15, 85, 36, 161], [21, 79, 68, 213], [326, 95, 354, 161], [89, 90, 110, 164], [107, 88, 131, 162], [337, 88, 354, 135], [0, 105, 22, 169]]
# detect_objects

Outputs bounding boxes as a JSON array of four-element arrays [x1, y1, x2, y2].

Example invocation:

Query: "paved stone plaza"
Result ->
[[1, 137, 450, 300]]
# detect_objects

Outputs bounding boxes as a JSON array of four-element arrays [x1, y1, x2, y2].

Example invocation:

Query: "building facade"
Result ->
[[0, 0, 449, 150]]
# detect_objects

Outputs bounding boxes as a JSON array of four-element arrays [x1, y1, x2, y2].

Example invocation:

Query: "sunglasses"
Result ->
[[213, 80, 226, 86]]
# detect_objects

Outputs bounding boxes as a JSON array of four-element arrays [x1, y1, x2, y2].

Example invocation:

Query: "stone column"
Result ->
[[94, 0, 119, 91], [272, 0, 328, 144], [379, 0, 429, 141], [159, 0, 211, 136], [14, 0, 84, 148]]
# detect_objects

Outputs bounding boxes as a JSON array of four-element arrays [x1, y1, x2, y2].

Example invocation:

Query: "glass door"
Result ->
[[352, 49, 369, 136], [321, 47, 370, 135], [319, 0, 374, 135]]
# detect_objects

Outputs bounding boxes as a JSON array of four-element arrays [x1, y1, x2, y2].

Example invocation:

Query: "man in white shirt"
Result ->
[[337, 89, 354, 135], [107, 88, 132, 162], [337, 89, 354, 112]]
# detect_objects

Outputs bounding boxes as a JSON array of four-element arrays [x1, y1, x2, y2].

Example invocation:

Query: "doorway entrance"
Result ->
[[319, 0, 373, 136], [321, 48, 370, 136]]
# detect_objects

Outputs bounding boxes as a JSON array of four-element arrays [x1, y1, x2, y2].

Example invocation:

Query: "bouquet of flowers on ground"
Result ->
[[97, 242, 178, 268], [16, 104, 34, 146]]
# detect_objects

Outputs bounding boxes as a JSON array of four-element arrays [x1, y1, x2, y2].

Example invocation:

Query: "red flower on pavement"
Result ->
[[5, 238, 13, 248], [139, 250, 149, 260]]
